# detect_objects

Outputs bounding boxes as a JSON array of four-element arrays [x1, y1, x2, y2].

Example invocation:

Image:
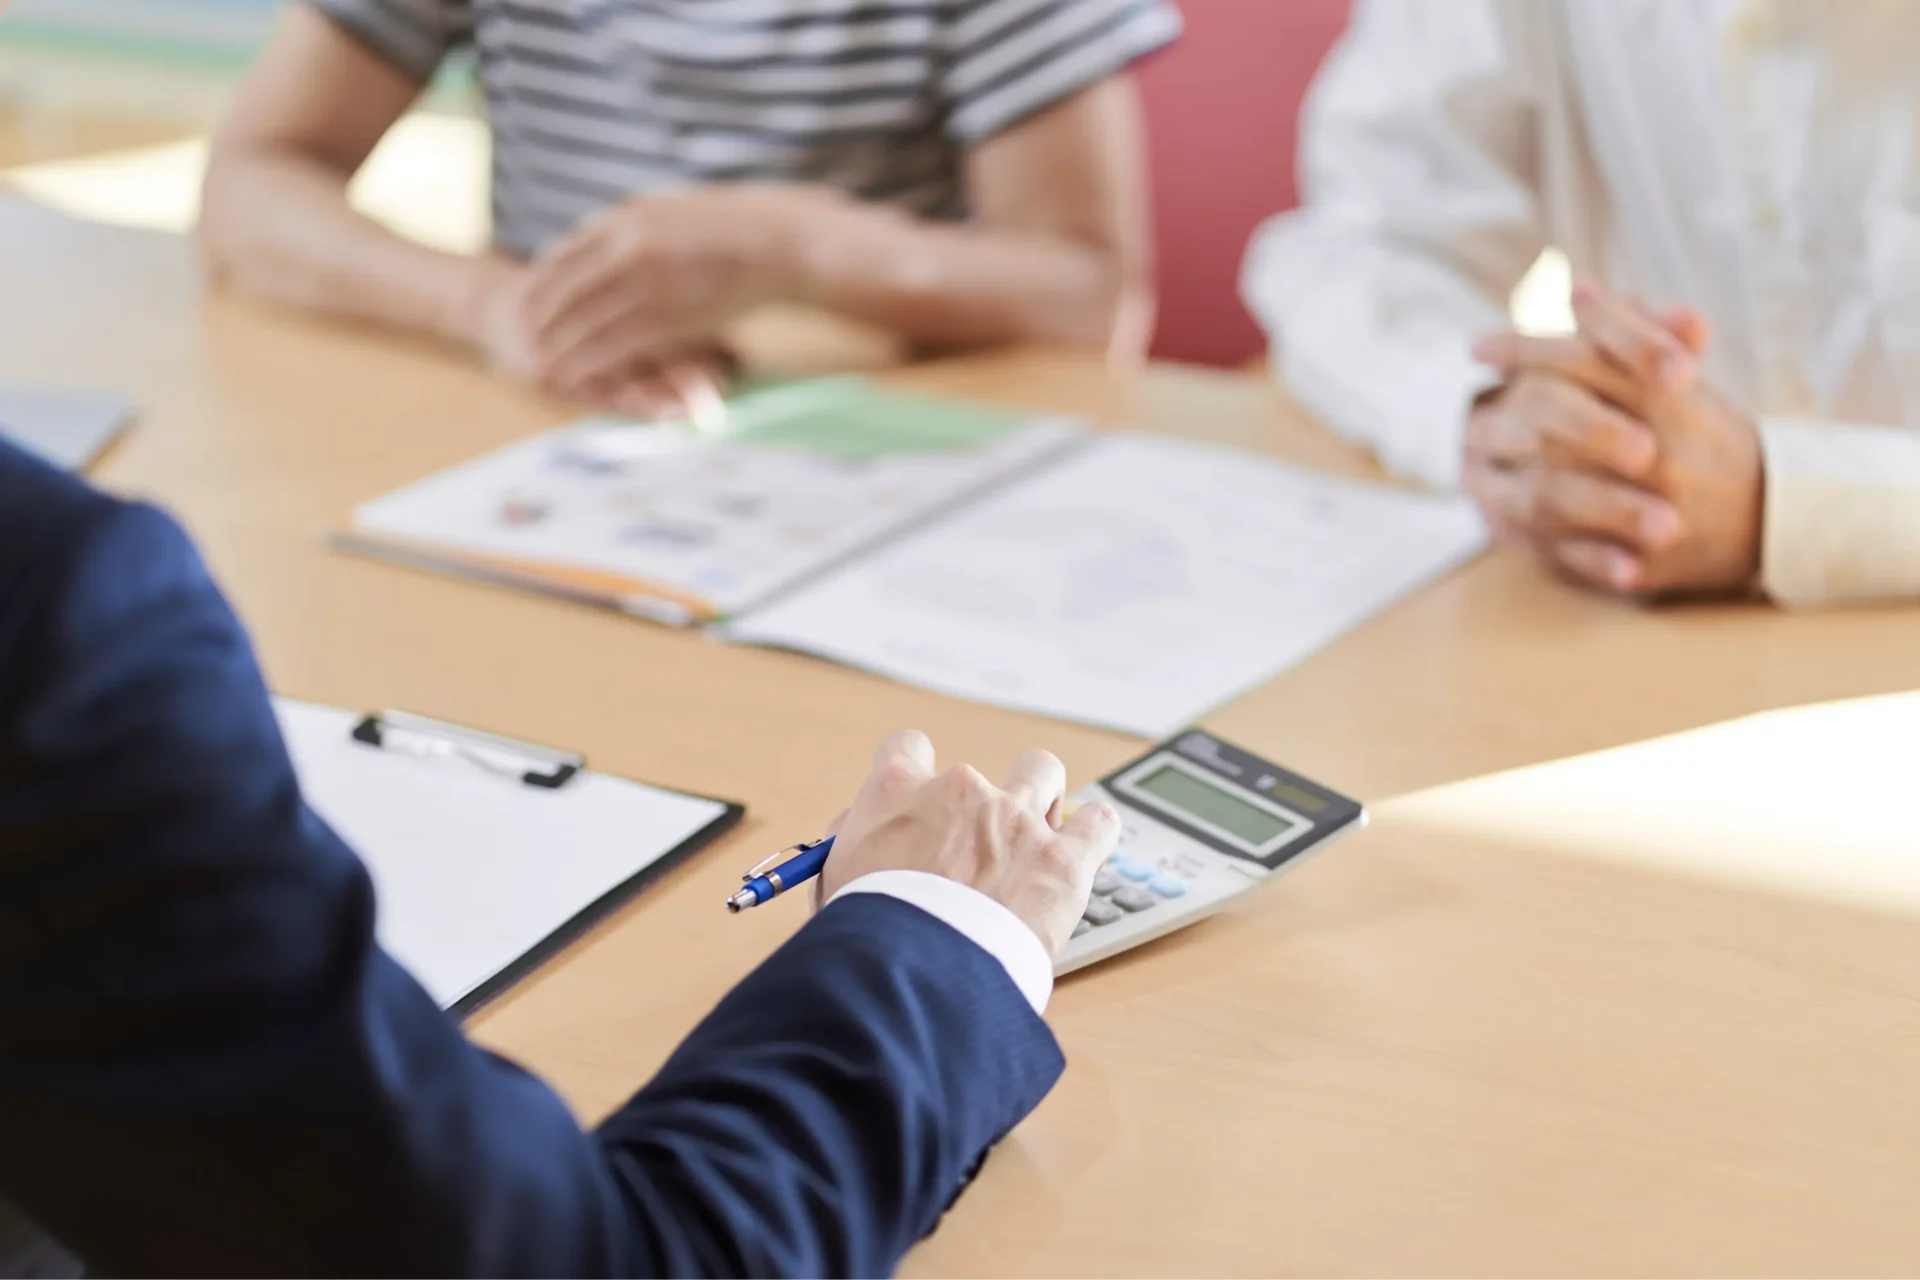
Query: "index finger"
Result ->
[[1526, 376, 1660, 478], [865, 729, 935, 801], [1471, 332, 1649, 414], [1001, 748, 1067, 824], [1572, 279, 1696, 393], [525, 226, 621, 335], [1055, 800, 1122, 876]]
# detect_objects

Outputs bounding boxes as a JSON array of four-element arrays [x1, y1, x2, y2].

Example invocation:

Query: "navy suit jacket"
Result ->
[[0, 439, 1065, 1277]]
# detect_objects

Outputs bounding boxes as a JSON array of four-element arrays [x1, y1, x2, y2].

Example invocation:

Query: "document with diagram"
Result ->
[[341, 377, 1082, 624], [342, 379, 1487, 733], [723, 433, 1488, 736]]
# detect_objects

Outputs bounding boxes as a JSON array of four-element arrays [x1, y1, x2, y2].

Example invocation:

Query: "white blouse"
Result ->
[[1244, 0, 1920, 605]]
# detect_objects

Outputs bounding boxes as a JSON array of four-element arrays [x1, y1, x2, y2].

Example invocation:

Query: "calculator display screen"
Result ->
[[1130, 764, 1295, 847]]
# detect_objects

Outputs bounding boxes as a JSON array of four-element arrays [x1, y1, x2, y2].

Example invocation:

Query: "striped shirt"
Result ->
[[309, 0, 1181, 257]]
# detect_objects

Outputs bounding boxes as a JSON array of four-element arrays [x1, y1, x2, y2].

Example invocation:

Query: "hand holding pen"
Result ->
[[726, 730, 1120, 959]]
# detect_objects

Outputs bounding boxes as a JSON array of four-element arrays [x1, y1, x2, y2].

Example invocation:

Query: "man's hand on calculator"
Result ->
[[818, 730, 1121, 957]]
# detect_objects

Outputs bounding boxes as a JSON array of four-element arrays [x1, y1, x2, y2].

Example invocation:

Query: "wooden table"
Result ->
[[6, 195, 1920, 1274]]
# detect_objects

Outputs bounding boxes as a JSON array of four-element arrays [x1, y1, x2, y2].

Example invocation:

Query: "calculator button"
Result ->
[[1082, 897, 1125, 927], [1110, 886, 1157, 913], [1071, 919, 1092, 939], [1092, 870, 1124, 896], [1115, 858, 1154, 882], [1149, 874, 1188, 899]]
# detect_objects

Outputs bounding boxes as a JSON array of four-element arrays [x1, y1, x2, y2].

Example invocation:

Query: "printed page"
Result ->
[[725, 434, 1489, 737], [347, 378, 1086, 620]]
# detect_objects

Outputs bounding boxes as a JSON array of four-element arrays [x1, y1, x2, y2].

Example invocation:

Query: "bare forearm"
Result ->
[[197, 148, 495, 348], [787, 193, 1148, 358]]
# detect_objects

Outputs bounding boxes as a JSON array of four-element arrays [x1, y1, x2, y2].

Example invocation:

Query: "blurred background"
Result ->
[[0, 0, 1568, 363]]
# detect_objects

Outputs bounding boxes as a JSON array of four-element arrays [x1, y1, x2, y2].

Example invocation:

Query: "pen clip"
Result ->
[[742, 836, 829, 881]]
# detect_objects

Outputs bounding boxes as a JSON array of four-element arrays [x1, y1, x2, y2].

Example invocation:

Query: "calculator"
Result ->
[[1057, 730, 1366, 975]]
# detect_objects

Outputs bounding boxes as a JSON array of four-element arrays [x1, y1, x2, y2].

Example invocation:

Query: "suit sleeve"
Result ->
[[1239, 0, 1545, 487], [0, 468, 1063, 1277]]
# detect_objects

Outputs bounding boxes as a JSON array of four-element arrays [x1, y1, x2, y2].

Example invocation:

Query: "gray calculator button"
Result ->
[[1092, 870, 1123, 896], [1082, 897, 1124, 927], [1072, 919, 1092, 939], [1111, 886, 1157, 913]]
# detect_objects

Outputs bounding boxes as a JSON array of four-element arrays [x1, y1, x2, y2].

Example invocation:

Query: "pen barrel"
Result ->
[[726, 836, 835, 914]]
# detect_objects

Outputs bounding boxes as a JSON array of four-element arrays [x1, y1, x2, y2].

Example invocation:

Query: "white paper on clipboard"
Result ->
[[273, 699, 735, 1011]]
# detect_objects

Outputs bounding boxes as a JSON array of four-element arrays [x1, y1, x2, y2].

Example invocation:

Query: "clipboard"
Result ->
[[0, 388, 137, 472], [275, 700, 744, 1015]]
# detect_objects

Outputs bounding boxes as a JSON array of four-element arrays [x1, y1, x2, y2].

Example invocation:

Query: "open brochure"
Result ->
[[340, 377, 1080, 625], [339, 378, 1489, 735]]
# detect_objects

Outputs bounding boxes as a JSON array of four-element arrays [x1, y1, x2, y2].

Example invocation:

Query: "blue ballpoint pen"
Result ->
[[725, 836, 835, 913]]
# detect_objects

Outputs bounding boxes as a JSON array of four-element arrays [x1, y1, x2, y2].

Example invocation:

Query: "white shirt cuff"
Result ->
[[1759, 418, 1920, 606], [1272, 325, 1499, 491], [828, 870, 1054, 1015]]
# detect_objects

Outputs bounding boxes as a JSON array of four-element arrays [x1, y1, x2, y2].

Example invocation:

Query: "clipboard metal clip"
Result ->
[[351, 709, 585, 790]]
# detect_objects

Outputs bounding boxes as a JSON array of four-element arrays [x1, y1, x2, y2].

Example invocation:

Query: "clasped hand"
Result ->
[[1465, 280, 1765, 597], [473, 186, 814, 418]]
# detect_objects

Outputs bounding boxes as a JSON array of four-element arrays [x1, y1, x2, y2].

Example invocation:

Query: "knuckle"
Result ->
[[941, 763, 990, 798], [996, 802, 1039, 848], [1521, 469, 1556, 526], [1537, 378, 1581, 416], [1031, 836, 1081, 881]]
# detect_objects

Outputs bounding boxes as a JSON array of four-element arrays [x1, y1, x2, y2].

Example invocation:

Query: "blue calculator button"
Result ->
[[1105, 850, 1123, 866], [1149, 875, 1188, 899], [1116, 858, 1154, 882]]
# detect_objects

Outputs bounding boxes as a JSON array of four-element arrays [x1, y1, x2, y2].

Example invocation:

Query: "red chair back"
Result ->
[[1136, 0, 1352, 365]]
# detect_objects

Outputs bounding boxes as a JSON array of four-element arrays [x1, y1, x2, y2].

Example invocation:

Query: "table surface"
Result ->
[[6, 195, 1920, 1274]]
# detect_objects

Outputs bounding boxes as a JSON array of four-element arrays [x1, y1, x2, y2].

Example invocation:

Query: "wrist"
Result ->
[[828, 870, 1054, 1014], [768, 186, 866, 308], [438, 253, 524, 352]]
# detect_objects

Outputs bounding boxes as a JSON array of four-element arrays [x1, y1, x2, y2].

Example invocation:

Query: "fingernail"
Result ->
[[1643, 505, 1681, 544], [1609, 553, 1640, 590]]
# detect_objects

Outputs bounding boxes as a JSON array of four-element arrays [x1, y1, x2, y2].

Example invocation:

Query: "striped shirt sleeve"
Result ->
[[940, 0, 1182, 143], [305, 0, 473, 81]]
